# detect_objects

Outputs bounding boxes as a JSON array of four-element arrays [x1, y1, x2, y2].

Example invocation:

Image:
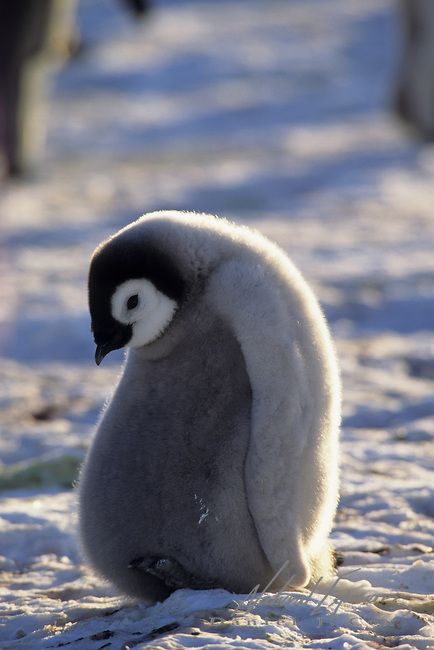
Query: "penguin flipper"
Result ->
[[207, 257, 340, 589]]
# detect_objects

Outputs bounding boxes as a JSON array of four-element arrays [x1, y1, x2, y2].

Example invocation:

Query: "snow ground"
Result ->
[[1, 0, 434, 647]]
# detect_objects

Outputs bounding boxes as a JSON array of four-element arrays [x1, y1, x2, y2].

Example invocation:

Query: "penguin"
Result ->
[[78, 210, 341, 604]]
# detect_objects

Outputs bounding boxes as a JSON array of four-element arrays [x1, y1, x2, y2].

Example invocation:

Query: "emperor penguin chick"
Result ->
[[79, 210, 341, 603]]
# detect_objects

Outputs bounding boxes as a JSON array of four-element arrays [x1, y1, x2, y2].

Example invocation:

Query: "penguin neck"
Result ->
[[126, 296, 209, 363]]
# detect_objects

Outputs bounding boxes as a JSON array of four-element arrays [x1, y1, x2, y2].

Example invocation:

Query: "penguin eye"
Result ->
[[126, 294, 139, 310]]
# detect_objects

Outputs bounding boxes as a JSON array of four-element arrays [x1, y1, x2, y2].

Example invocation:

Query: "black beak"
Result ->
[[95, 342, 112, 366], [93, 323, 132, 366]]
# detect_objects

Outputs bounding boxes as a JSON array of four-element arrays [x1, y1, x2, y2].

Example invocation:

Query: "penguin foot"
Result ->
[[128, 556, 216, 590]]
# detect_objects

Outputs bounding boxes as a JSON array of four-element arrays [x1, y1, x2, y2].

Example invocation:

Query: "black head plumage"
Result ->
[[88, 236, 186, 364]]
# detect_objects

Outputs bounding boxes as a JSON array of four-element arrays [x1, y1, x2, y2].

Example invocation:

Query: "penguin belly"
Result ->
[[78, 313, 272, 600]]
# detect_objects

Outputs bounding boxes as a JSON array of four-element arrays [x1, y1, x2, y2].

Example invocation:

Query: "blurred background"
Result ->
[[0, 0, 434, 488], [1, 3, 434, 645]]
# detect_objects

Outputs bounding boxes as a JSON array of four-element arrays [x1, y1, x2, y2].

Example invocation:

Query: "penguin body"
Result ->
[[79, 211, 341, 602]]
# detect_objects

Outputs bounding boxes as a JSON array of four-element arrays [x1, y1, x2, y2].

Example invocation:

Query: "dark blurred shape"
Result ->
[[394, 0, 434, 140], [0, 1, 77, 180], [121, 0, 152, 19], [0, 0, 150, 182]]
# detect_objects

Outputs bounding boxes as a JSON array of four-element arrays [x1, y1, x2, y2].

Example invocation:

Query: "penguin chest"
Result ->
[[79, 321, 263, 585]]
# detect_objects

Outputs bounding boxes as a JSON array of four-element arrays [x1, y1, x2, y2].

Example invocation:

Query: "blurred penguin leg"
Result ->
[[394, 0, 434, 140], [0, 3, 50, 178], [0, 1, 76, 179]]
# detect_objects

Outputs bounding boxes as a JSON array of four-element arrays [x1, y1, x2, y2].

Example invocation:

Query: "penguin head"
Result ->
[[88, 233, 186, 365]]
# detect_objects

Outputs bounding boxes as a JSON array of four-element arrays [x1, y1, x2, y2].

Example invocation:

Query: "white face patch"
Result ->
[[111, 278, 178, 348]]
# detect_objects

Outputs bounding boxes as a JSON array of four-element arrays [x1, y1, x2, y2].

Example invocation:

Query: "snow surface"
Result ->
[[1, 0, 434, 648]]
